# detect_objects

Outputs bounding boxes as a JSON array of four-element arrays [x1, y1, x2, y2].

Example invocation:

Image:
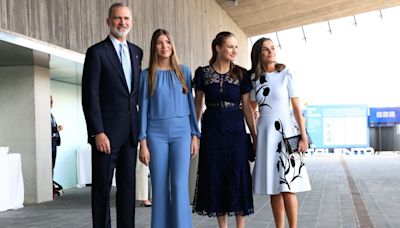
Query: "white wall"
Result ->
[[50, 80, 86, 189], [0, 64, 53, 203]]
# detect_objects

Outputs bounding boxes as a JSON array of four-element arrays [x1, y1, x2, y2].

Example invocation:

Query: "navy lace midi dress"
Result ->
[[192, 65, 254, 217]]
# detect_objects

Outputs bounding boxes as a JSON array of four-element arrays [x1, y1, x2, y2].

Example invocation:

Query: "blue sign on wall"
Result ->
[[305, 104, 369, 148], [369, 107, 400, 126]]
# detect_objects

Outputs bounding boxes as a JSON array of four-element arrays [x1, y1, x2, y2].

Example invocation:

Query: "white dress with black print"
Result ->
[[250, 68, 311, 195]]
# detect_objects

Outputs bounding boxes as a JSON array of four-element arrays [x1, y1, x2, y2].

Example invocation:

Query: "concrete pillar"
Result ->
[[0, 50, 52, 203]]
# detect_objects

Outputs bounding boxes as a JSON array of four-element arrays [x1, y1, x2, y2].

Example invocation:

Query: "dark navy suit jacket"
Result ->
[[82, 36, 143, 148]]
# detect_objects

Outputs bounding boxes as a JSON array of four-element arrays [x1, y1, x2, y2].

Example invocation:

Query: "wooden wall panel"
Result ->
[[0, 0, 249, 69], [50, 0, 67, 46], [67, 0, 83, 52], [37, 0, 50, 41], [128, 0, 249, 69], [8, 0, 29, 35], [0, 0, 5, 29]]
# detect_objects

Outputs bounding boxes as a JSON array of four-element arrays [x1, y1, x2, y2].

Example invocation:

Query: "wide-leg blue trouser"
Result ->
[[147, 116, 192, 228]]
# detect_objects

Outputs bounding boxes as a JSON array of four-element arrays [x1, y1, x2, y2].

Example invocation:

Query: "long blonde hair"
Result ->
[[148, 29, 188, 96]]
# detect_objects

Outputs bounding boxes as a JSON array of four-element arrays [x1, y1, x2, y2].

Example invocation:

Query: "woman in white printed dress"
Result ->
[[249, 37, 311, 228]]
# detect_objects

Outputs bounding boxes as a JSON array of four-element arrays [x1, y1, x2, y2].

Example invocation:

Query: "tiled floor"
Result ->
[[1, 154, 400, 227]]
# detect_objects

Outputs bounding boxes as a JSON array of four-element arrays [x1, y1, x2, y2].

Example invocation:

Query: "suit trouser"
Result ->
[[147, 116, 192, 228], [91, 131, 137, 228], [51, 138, 57, 171]]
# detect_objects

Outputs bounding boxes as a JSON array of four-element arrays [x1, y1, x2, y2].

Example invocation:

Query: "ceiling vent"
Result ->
[[227, 0, 238, 6]]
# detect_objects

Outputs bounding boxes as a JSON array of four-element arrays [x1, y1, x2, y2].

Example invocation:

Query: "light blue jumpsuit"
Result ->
[[138, 65, 200, 228]]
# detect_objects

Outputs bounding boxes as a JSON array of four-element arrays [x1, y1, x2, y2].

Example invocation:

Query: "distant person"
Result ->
[[50, 95, 63, 171], [192, 31, 257, 228], [81, 3, 143, 228], [138, 29, 200, 228], [50, 95, 63, 196], [250, 37, 311, 228]]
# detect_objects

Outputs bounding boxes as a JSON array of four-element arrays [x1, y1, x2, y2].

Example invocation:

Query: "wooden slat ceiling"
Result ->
[[215, 0, 400, 36]]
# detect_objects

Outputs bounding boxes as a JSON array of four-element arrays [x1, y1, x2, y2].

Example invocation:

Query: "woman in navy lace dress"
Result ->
[[192, 31, 257, 228]]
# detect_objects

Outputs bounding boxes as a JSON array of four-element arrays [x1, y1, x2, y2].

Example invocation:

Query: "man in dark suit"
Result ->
[[82, 3, 143, 228]]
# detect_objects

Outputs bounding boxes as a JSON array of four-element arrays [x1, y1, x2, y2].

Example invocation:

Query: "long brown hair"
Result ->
[[250, 37, 285, 81], [209, 31, 243, 80], [148, 29, 188, 96]]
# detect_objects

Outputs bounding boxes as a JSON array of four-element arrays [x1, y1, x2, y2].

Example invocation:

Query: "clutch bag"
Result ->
[[246, 133, 256, 162], [284, 133, 312, 154]]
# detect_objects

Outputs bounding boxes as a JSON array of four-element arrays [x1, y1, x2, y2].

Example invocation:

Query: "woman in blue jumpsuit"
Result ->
[[138, 29, 200, 228]]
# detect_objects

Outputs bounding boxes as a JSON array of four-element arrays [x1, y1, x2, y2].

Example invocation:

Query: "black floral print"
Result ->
[[274, 119, 306, 190]]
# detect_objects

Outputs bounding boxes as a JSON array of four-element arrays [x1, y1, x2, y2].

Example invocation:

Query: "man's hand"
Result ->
[[95, 133, 111, 154]]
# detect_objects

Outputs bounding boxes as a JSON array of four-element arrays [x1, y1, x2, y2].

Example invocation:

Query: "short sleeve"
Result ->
[[286, 69, 298, 98], [240, 70, 252, 95], [193, 66, 204, 91]]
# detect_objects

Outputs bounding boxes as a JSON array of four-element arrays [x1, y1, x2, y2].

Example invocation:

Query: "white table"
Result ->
[[0, 153, 24, 212], [76, 144, 115, 187]]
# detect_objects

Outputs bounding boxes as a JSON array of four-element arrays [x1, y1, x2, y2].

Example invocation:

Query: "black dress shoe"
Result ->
[[139, 201, 152, 207]]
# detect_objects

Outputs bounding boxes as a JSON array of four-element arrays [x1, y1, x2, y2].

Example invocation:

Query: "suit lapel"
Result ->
[[103, 37, 130, 93], [128, 43, 138, 94]]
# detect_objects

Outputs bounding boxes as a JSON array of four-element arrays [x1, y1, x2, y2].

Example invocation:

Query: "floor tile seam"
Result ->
[[341, 157, 375, 228], [346, 158, 398, 225], [245, 199, 268, 224], [370, 194, 395, 226], [315, 167, 327, 227], [314, 157, 342, 227]]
